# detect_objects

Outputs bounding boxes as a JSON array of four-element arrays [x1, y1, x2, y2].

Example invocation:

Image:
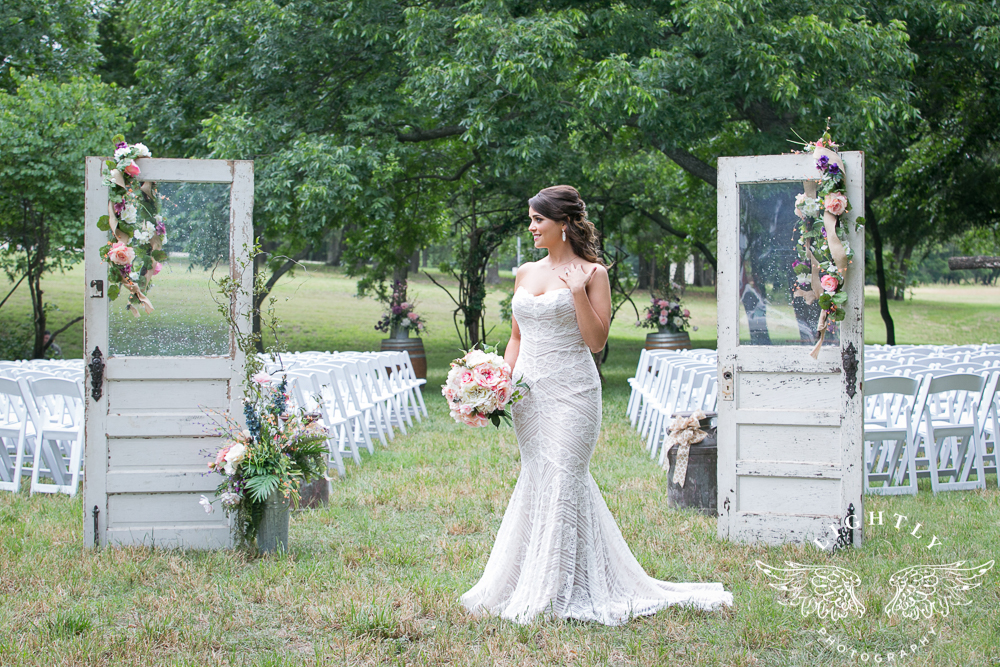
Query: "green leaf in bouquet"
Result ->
[[105, 160, 116, 170], [96, 215, 110, 231], [112, 134, 125, 145], [117, 221, 135, 236], [491, 414, 501, 428], [107, 284, 120, 301], [151, 250, 168, 261], [245, 474, 281, 503]]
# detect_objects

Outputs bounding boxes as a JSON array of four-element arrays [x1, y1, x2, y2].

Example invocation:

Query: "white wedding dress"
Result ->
[[460, 287, 733, 625]]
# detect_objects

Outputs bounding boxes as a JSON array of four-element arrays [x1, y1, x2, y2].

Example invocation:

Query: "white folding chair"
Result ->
[[21, 377, 84, 496], [324, 365, 376, 456], [913, 373, 988, 494], [281, 373, 347, 478], [0, 378, 35, 493], [863, 376, 923, 495]]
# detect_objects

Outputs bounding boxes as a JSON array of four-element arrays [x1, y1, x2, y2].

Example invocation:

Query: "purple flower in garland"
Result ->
[[113, 199, 126, 216], [816, 155, 830, 171], [391, 305, 404, 315], [828, 163, 840, 176], [821, 227, 827, 238], [155, 219, 166, 235], [116, 141, 128, 151]]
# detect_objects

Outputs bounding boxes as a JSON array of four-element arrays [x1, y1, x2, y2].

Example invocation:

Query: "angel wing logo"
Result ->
[[755, 560, 994, 620]]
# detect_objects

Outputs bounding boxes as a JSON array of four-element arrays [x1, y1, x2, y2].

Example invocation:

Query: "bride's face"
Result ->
[[528, 207, 562, 249]]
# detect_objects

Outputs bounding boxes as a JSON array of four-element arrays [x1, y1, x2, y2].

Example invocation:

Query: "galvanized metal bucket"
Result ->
[[257, 489, 291, 554]]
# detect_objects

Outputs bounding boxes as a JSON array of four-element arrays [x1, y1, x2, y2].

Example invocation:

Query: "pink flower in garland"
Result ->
[[824, 192, 848, 216], [820, 275, 839, 293], [123, 160, 141, 177], [107, 242, 135, 266]]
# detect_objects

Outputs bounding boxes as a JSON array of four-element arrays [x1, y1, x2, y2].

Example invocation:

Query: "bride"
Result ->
[[460, 185, 733, 625]]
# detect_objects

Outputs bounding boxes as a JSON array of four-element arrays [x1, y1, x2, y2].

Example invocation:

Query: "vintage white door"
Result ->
[[83, 158, 253, 549], [716, 152, 864, 548]]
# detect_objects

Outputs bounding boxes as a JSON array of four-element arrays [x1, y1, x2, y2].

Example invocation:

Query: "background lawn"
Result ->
[[0, 266, 997, 665]]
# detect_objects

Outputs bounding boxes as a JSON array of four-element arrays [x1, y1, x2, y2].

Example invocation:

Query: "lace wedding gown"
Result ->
[[460, 286, 733, 625]]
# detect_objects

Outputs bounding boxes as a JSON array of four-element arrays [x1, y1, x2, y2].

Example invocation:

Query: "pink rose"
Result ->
[[459, 370, 475, 386], [494, 383, 513, 407], [824, 192, 848, 216], [107, 241, 135, 266], [123, 160, 141, 177], [457, 412, 489, 428], [658, 299, 669, 307], [646, 312, 653, 320], [683, 309, 690, 317], [251, 371, 272, 384], [407, 312, 418, 320], [820, 275, 839, 293], [149, 261, 163, 276], [658, 314, 668, 325], [474, 365, 503, 388]]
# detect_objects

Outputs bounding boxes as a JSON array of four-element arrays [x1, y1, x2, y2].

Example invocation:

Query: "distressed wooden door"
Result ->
[[716, 152, 864, 548], [83, 158, 253, 549]]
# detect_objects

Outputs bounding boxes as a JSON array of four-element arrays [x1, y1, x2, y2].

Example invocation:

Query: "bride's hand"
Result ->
[[559, 263, 597, 293]]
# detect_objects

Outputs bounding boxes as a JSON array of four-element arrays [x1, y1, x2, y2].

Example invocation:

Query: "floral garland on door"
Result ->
[[98, 135, 168, 316], [791, 132, 864, 358]]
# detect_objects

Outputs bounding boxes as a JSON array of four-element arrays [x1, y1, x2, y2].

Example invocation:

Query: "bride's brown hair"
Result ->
[[528, 185, 605, 266]]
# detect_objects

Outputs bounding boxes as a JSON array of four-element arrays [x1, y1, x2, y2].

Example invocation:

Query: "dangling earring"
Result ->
[[562, 229, 567, 242]]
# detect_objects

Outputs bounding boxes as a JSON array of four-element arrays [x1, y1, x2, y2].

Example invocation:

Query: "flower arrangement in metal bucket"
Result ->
[[374, 279, 427, 335], [637, 282, 698, 334], [202, 372, 329, 551], [790, 130, 864, 358], [98, 135, 168, 316]]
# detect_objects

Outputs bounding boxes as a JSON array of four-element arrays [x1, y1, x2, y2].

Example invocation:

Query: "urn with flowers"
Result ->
[[376, 279, 428, 378], [637, 286, 696, 351]]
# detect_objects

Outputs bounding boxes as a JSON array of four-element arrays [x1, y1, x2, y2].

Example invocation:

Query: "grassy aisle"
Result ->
[[1, 341, 998, 666]]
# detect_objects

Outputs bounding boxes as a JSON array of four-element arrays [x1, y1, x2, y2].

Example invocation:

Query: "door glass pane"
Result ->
[[738, 181, 838, 346], [109, 182, 231, 357]]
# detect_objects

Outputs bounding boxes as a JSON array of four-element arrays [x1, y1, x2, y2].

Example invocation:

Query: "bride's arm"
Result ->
[[562, 265, 612, 353], [504, 266, 527, 371]]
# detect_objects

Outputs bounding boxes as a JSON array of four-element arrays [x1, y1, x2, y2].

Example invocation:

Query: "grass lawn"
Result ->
[[0, 265, 998, 665]]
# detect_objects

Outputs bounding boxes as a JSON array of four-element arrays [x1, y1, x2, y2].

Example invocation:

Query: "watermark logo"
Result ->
[[755, 559, 994, 620], [754, 510, 994, 661]]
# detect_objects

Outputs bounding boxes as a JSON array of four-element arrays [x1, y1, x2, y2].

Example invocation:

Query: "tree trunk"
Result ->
[[325, 229, 344, 266], [892, 243, 914, 300], [486, 256, 500, 285], [693, 253, 704, 287], [673, 257, 686, 289], [638, 253, 650, 290], [866, 202, 895, 345], [409, 250, 420, 274]]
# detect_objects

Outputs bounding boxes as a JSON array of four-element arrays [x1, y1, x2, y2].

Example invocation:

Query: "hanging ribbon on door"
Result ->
[[790, 129, 864, 358]]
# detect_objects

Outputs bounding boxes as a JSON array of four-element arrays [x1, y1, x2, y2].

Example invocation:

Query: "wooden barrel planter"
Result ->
[[645, 330, 692, 351], [380, 335, 427, 379], [665, 412, 717, 516]]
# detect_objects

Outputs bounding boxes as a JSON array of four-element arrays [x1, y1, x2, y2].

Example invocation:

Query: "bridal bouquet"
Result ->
[[442, 343, 528, 428]]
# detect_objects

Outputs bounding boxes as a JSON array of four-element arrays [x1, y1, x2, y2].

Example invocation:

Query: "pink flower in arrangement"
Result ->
[[417, 323, 425, 331], [824, 192, 848, 216], [474, 365, 503, 389], [659, 314, 668, 325], [683, 309, 690, 317], [107, 242, 135, 266], [123, 160, 141, 177], [149, 261, 163, 276], [251, 371, 272, 384], [494, 383, 513, 407], [459, 369, 475, 387], [458, 412, 489, 428], [212, 446, 230, 470], [400, 302, 410, 310], [407, 312, 418, 321], [820, 275, 839, 293], [658, 299, 669, 308], [646, 311, 653, 320]]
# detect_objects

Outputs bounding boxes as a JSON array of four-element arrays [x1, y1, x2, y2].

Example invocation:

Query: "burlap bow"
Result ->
[[664, 410, 708, 486]]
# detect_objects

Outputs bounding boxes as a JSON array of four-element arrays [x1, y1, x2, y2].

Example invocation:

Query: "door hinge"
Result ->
[[720, 365, 734, 401], [89, 279, 104, 298], [842, 342, 859, 399]]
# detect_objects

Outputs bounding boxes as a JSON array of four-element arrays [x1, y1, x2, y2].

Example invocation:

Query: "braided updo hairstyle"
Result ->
[[528, 185, 605, 266]]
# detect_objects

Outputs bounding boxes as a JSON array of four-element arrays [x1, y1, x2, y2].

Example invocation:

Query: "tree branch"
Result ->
[[395, 124, 466, 142], [636, 207, 717, 269], [42, 316, 83, 354], [0, 273, 26, 311], [394, 157, 479, 183], [658, 146, 718, 188]]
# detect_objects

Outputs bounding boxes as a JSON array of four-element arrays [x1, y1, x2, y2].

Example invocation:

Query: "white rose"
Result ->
[[223, 442, 246, 475], [114, 145, 130, 159], [133, 220, 155, 244], [121, 203, 137, 225], [465, 350, 488, 367], [133, 143, 151, 158]]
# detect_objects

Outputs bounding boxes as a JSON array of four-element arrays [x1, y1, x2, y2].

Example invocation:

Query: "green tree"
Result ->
[[0, 74, 125, 357]]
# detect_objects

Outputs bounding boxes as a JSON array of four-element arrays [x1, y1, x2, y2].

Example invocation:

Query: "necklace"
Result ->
[[548, 257, 579, 271]]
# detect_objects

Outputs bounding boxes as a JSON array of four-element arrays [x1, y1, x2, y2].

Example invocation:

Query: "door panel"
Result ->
[[84, 157, 252, 549], [717, 152, 864, 548]]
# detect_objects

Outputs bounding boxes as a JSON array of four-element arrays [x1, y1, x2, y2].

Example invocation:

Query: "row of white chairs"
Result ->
[[625, 345, 1000, 495], [261, 350, 427, 477], [864, 369, 999, 494], [626, 348, 718, 467], [0, 370, 85, 496]]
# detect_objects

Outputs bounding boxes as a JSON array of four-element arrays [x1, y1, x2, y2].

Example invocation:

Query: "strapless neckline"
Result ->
[[515, 286, 570, 299]]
